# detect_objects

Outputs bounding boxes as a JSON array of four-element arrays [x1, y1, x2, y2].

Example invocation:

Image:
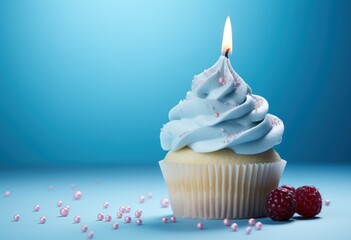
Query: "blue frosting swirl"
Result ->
[[160, 56, 284, 154]]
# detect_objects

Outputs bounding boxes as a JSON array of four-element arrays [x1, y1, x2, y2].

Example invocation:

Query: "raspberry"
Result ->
[[265, 187, 296, 221], [280, 185, 296, 195], [295, 186, 322, 218]]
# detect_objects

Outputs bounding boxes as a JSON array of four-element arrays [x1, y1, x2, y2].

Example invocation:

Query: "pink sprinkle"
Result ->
[[74, 216, 81, 223], [325, 199, 331, 206], [60, 207, 69, 217], [112, 222, 119, 229], [124, 216, 131, 223], [136, 219, 142, 225], [81, 225, 88, 232], [246, 227, 252, 235], [162, 217, 168, 223], [137, 209, 143, 214], [39, 216, 46, 224], [103, 202, 109, 209], [160, 198, 169, 208], [219, 77, 226, 85], [125, 206, 131, 213], [170, 216, 176, 223], [223, 218, 230, 226], [105, 215, 112, 222], [135, 211, 141, 218], [57, 200, 63, 207], [13, 214, 20, 222], [255, 222, 263, 230], [214, 112, 220, 117], [4, 191, 10, 197], [117, 212, 123, 218], [97, 213, 104, 221], [148, 192, 153, 199], [119, 206, 126, 213], [248, 218, 256, 226], [34, 204, 40, 212], [88, 231, 94, 239], [139, 195, 145, 203], [231, 223, 238, 231], [73, 191, 82, 200], [197, 222, 203, 230], [65, 205, 70, 210]]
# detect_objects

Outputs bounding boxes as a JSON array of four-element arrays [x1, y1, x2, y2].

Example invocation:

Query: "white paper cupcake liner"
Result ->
[[159, 159, 286, 219]]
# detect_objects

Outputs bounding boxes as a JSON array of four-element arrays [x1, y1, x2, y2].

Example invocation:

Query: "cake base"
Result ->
[[159, 148, 286, 219]]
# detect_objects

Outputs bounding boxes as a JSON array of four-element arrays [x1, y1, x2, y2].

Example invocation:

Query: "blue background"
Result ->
[[0, 0, 350, 167]]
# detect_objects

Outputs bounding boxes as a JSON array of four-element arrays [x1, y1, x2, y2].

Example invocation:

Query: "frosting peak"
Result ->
[[160, 56, 284, 154]]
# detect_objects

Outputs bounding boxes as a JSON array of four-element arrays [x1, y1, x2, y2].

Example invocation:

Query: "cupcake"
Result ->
[[159, 54, 285, 219]]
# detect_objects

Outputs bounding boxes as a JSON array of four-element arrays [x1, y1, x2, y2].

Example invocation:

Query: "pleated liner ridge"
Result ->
[[159, 160, 286, 219]]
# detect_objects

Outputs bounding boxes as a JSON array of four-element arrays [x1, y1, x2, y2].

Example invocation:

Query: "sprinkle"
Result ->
[[124, 216, 132, 223], [112, 222, 119, 230], [105, 215, 112, 222], [170, 216, 176, 222], [136, 219, 142, 225], [223, 218, 230, 226], [13, 214, 20, 222], [60, 207, 69, 217], [119, 206, 126, 213], [88, 231, 94, 239], [325, 199, 331, 206], [255, 222, 263, 230], [39, 216, 46, 224], [103, 202, 109, 209], [125, 206, 131, 213], [57, 200, 63, 207], [246, 227, 252, 234], [34, 204, 40, 212], [214, 112, 220, 117], [117, 212, 123, 218], [81, 225, 88, 232], [219, 77, 226, 85], [73, 191, 82, 200], [74, 216, 81, 223], [97, 213, 104, 221], [162, 217, 168, 223], [160, 198, 169, 208], [148, 192, 153, 199], [4, 191, 10, 197], [139, 195, 145, 203], [248, 218, 256, 226], [135, 211, 142, 218], [197, 222, 203, 230], [231, 223, 238, 231]]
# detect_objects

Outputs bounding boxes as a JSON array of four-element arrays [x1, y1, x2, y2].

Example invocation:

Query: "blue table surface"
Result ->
[[0, 164, 350, 240]]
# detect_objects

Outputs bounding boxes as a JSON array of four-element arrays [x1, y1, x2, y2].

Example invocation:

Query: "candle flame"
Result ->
[[221, 16, 232, 57]]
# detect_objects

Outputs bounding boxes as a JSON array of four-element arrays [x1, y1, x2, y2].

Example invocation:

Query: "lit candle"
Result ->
[[221, 16, 232, 58]]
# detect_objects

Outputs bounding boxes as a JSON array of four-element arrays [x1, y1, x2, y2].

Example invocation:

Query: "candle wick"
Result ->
[[225, 48, 230, 58]]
